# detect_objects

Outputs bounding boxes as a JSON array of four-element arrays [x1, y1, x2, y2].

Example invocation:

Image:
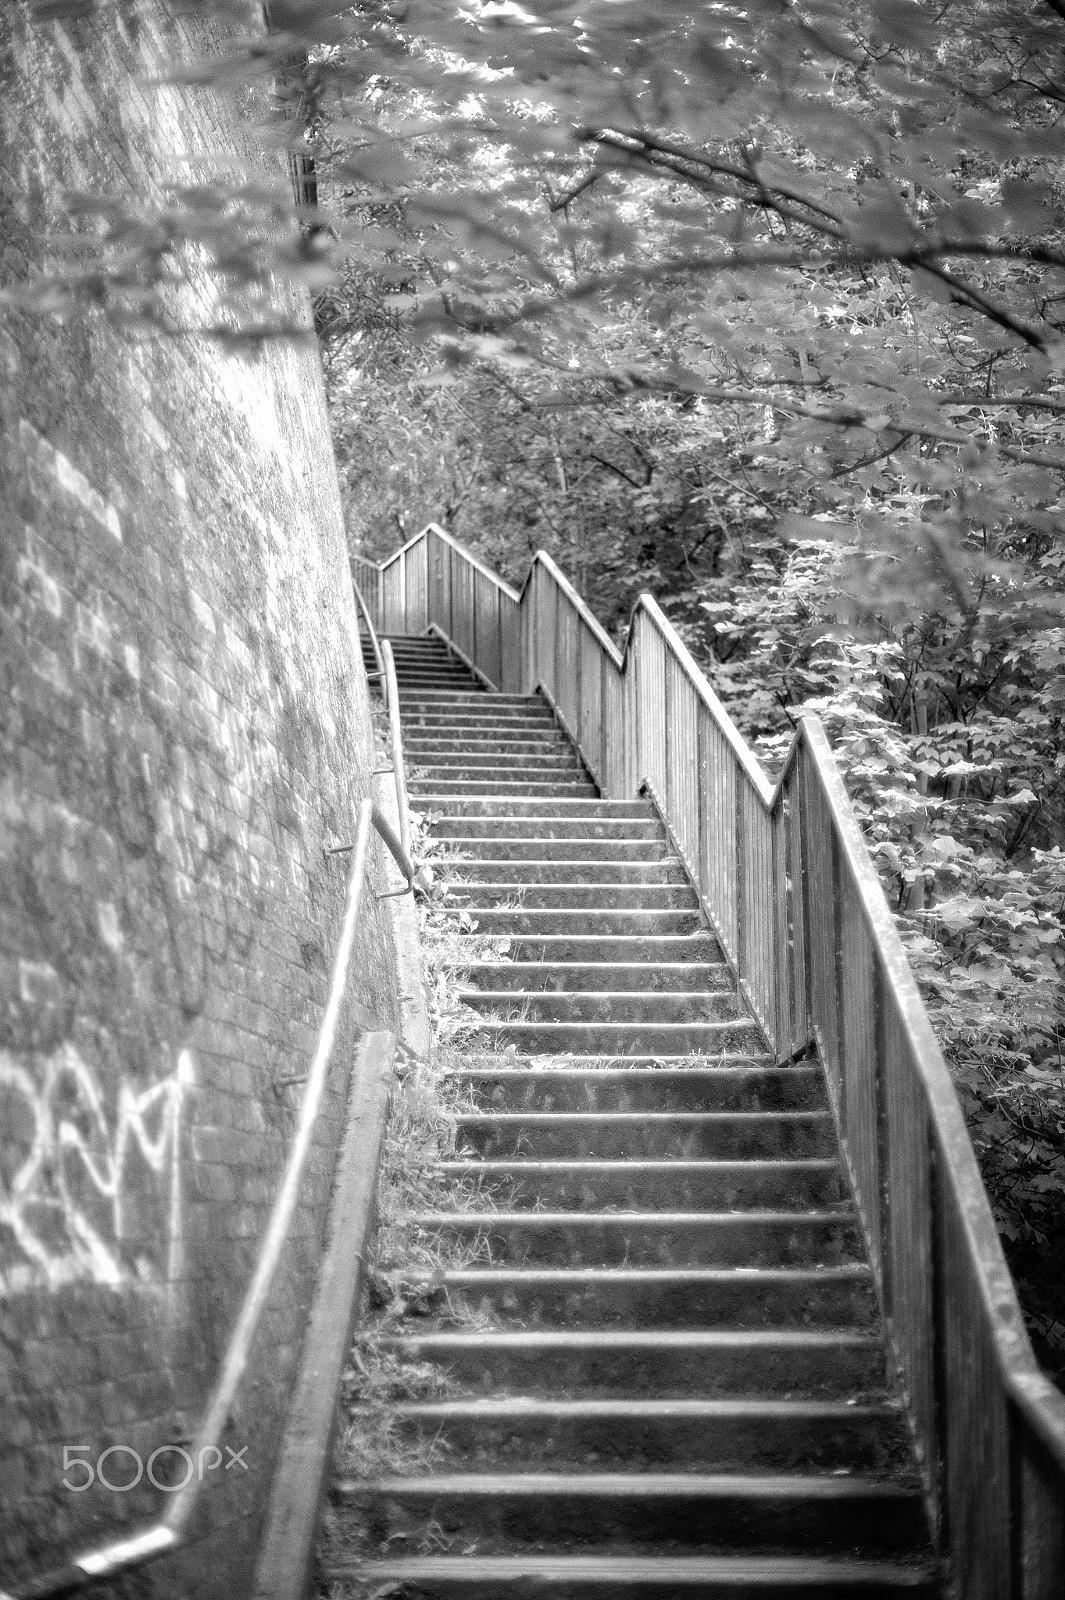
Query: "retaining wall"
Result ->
[[0, 4, 397, 1593]]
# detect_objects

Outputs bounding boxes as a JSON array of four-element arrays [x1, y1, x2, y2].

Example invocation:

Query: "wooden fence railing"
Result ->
[[354, 523, 1065, 1597]]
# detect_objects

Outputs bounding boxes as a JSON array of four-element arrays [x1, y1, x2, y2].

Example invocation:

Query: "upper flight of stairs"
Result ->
[[341, 632, 938, 1597]]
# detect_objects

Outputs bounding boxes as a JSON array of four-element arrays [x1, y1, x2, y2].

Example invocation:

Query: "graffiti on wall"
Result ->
[[0, 1043, 194, 1295]]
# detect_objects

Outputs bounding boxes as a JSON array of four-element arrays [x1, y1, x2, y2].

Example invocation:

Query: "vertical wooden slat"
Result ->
[[883, 997, 936, 1503], [840, 886, 880, 1278], [770, 803, 790, 1051], [939, 1156, 1012, 1600], [1016, 1421, 1065, 1600]]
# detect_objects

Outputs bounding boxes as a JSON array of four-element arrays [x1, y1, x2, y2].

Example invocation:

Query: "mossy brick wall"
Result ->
[[0, 5, 399, 1595]]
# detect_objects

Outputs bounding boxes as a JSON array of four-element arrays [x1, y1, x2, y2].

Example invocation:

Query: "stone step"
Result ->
[[445, 1065, 824, 1113], [467, 1018, 762, 1052], [420, 797, 652, 819], [367, 1396, 911, 1473], [402, 1209, 862, 1268], [410, 779, 599, 797], [443, 859, 691, 886], [401, 696, 553, 712], [329, 1551, 937, 1597], [406, 1265, 880, 1329], [459, 990, 746, 1024], [401, 711, 558, 734], [414, 777, 595, 795], [450, 934, 723, 963], [454, 1112, 835, 1161], [377, 1328, 883, 1398], [452, 909, 705, 937], [429, 817, 663, 842], [443, 883, 697, 911], [450, 960, 727, 992], [436, 835, 672, 861], [406, 736, 573, 757], [393, 667, 480, 681], [412, 753, 585, 774], [344, 1476, 926, 1555], [399, 692, 550, 709], [399, 716, 556, 732], [436, 1159, 845, 1211]]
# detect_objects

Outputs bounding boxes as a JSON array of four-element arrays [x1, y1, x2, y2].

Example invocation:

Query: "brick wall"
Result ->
[[0, 4, 398, 1594]]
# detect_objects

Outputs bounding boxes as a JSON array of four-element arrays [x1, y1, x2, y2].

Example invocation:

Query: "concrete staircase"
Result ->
[[338, 632, 938, 1597]]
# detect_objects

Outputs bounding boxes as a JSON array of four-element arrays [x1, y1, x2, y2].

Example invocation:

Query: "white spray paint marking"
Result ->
[[0, 1044, 194, 1294]]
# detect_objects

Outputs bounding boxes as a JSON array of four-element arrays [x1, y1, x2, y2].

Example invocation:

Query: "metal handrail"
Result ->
[[10, 798, 414, 1600], [358, 519, 1065, 1595], [352, 577, 386, 698], [381, 641, 411, 859]]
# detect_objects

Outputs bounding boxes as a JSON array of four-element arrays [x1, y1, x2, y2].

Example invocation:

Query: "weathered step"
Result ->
[[446, 1064, 824, 1113], [392, 667, 479, 681], [453, 934, 722, 963], [411, 779, 599, 798], [341, 1470, 925, 1556], [444, 883, 697, 911], [371, 1396, 911, 1472], [437, 835, 673, 861], [402, 713, 558, 735], [411, 752, 581, 771], [406, 736, 574, 756], [412, 748, 582, 768], [403, 1209, 862, 1267], [452, 961, 727, 991], [453, 909, 704, 937], [409, 1265, 880, 1329], [399, 693, 552, 711], [411, 753, 580, 773], [381, 1327, 881, 1398], [430, 821, 665, 848], [422, 798, 652, 819], [443, 859, 691, 886], [398, 704, 546, 723], [401, 700, 554, 717], [459, 990, 746, 1024], [328, 1551, 937, 1597], [454, 1111, 832, 1160], [435, 1158, 845, 1211], [467, 1018, 762, 1051]]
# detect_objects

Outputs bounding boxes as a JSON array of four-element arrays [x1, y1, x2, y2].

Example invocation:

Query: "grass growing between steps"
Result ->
[[317, 819, 523, 1582]]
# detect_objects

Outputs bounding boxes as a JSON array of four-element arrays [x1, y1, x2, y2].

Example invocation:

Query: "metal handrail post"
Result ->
[[380, 640, 410, 860], [352, 579, 387, 705]]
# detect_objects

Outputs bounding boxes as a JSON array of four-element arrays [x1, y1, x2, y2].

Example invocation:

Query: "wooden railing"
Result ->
[[353, 526, 523, 693], [355, 522, 1065, 1598]]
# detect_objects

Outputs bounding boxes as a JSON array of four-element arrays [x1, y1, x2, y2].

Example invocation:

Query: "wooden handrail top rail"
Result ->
[[357, 521, 522, 604], [632, 594, 774, 807], [795, 717, 1065, 1462], [527, 550, 624, 669]]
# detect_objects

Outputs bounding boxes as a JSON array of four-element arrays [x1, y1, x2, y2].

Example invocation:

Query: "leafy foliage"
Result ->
[[694, 534, 1065, 1377], [17, 0, 1065, 606]]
